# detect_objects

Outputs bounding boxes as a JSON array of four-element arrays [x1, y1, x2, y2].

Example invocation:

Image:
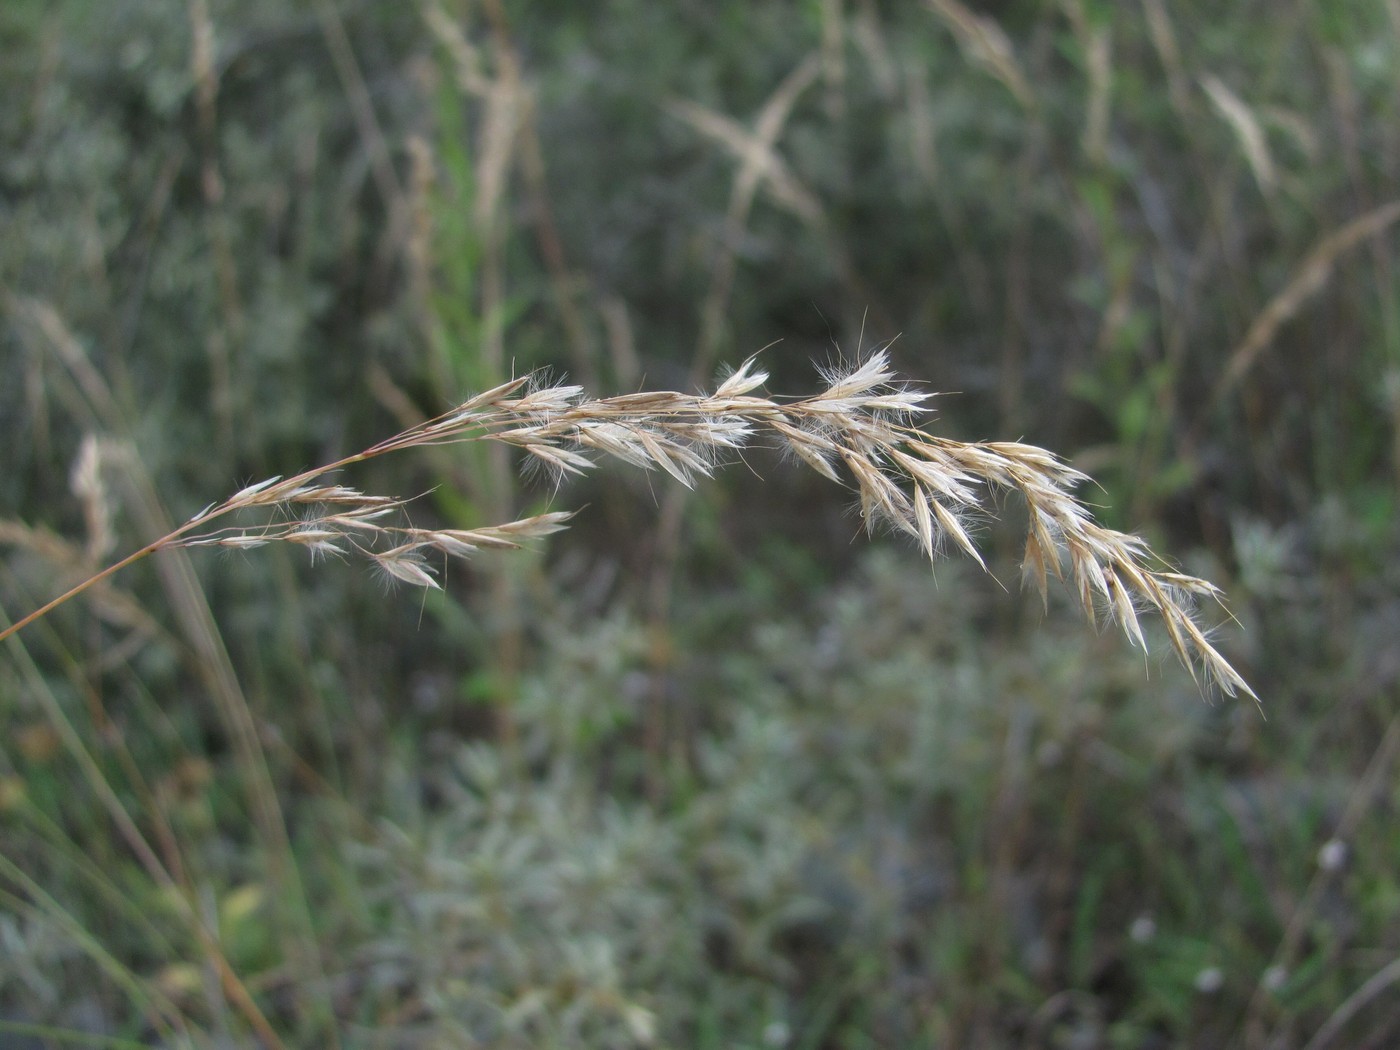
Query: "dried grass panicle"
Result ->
[[1, 352, 1256, 702]]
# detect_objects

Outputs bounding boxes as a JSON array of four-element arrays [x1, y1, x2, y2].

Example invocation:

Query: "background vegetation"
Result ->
[[2, 0, 1398, 1046]]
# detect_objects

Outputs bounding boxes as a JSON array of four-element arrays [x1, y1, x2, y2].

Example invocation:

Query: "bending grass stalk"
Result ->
[[0, 352, 1257, 701]]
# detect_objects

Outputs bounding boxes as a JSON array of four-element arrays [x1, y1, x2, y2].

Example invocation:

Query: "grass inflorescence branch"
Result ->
[[0, 352, 1256, 701]]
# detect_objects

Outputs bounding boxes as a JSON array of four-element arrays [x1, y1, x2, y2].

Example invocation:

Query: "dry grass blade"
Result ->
[[925, 0, 1034, 111], [1201, 74, 1276, 197], [1215, 200, 1400, 404], [664, 55, 826, 228], [0, 351, 1256, 703]]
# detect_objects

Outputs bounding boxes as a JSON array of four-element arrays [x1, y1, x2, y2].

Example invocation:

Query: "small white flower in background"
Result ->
[[1195, 967, 1224, 994], [763, 1020, 791, 1047], [1317, 838, 1347, 872], [623, 1004, 656, 1045], [1262, 965, 1288, 992], [1129, 914, 1156, 943]]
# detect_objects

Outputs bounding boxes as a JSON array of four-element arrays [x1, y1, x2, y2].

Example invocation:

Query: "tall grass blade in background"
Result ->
[[0, 351, 1255, 701]]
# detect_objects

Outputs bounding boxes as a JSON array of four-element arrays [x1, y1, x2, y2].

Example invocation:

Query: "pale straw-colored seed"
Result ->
[[212, 535, 269, 550], [228, 476, 283, 504], [930, 495, 985, 570], [713, 357, 770, 398], [374, 550, 440, 590]]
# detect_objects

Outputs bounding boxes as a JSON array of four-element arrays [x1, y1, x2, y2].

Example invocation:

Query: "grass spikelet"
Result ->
[[713, 356, 770, 398], [373, 547, 441, 590]]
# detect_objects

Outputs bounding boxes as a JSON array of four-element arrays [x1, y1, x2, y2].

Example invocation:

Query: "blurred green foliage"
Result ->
[[3, 0, 1400, 1046]]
